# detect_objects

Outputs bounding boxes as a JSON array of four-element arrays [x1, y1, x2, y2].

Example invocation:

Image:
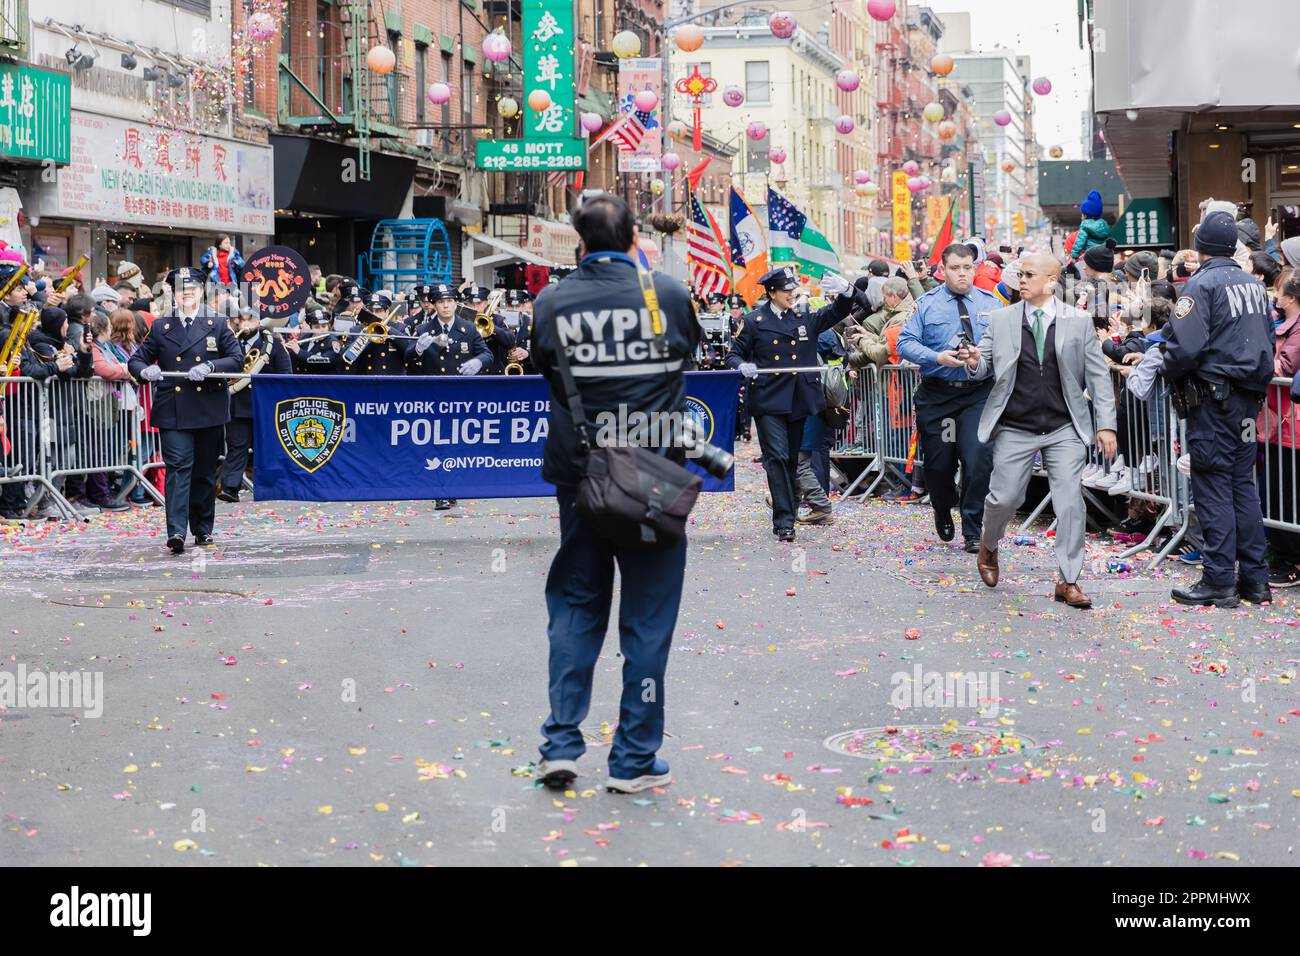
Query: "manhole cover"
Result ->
[[47, 588, 249, 609], [824, 725, 1039, 762]]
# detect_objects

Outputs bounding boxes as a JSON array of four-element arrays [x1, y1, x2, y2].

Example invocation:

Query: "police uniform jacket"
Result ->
[[531, 252, 699, 488], [405, 315, 492, 375], [1164, 257, 1274, 392], [483, 322, 518, 374], [292, 334, 344, 374], [230, 329, 292, 420], [128, 307, 243, 430], [725, 295, 854, 418], [346, 317, 410, 375], [502, 314, 534, 372]]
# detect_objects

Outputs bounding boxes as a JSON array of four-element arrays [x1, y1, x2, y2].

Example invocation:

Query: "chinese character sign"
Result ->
[[0, 64, 71, 164], [524, 1, 576, 141], [892, 172, 912, 262], [616, 59, 663, 173]]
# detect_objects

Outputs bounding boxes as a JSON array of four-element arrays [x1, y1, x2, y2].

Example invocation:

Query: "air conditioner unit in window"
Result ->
[[416, 128, 434, 147]]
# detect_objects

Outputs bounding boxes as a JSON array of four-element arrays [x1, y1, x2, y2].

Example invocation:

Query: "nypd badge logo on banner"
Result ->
[[684, 395, 716, 443], [276, 397, 345, 473]]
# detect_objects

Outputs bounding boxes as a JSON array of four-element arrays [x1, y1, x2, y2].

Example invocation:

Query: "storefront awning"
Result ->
[[464, 231, 558, 271], [272, 134, 415, 218]]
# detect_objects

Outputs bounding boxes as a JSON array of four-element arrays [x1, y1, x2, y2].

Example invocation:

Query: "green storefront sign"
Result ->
[[476, 137, 586, 172], [1113, 197, 1174, 248], [0, 64, 71, 164], [475, 0, 585, 172]]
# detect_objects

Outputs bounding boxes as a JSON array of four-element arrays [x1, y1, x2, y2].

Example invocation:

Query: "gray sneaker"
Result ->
[[535, 759, 578, 789], [606, 759, 672, 794]]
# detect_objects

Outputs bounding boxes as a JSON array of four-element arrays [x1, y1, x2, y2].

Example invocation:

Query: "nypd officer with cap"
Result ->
[[529, 192, 699, 795], [500, 288, 534, 372], [129, 267, 243, 554], [345, 291, 409, 375], [406, 282, 491, 376], [1164, 209, 1275, 607], [286, 306, 343, 374], [726, 265, 854, 541]]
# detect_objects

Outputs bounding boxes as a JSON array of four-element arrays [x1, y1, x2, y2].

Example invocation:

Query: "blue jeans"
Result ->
[[540, 489, 687, 779]]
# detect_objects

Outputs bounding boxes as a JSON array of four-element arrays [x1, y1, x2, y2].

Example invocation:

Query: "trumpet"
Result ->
[[504, 361, 524, 375], [474, 312, 495, 339], [340, 316, 390, 366]]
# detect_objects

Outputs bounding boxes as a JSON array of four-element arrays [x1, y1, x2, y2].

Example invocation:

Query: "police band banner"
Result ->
[[251, 373, 740, 501]]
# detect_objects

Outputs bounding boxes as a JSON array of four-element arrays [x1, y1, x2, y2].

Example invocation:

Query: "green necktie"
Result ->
[[1032, 308, 1046, 364]]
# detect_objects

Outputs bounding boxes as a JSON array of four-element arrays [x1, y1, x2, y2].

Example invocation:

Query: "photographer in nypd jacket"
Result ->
[[528, 193, 700, 796]]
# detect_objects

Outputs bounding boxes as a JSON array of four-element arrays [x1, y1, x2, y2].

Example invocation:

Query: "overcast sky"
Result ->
[[924, 0, 1091, 157]]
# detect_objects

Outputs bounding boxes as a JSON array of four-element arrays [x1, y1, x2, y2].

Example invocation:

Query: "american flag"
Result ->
[[592, 110, 649, 152], [687, 193, 731, 298]]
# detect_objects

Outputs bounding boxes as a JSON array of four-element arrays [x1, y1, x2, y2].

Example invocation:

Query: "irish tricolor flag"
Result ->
[[767, 187, 840, 278]]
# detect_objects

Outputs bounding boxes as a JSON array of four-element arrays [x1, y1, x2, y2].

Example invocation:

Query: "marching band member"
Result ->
[[218, 307, 291, 504], [127, 267, 242, 554], [285, 306, 344, 374], [500, 288, 533, 373], [345, 291, 409, 376], [461, 284, 515, 374]]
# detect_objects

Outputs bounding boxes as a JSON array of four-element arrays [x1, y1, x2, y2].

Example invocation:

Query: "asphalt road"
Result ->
[[1, 446, 1296, 867]]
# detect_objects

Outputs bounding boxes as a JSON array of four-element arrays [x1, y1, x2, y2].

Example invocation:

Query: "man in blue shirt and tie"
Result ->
[[898, 242, 1000, 552]]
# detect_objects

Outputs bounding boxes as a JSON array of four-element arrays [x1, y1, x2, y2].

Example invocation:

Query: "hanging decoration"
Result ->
[[482, 31, 512, 63], [867, 0, 897, 21], [580, 111, 604, 133], [922, 102, 945, 123], [367, 45, 395, 74], [746, 121, 768, 141], [674, 24, 705, 52], [902, 160, 920, 175], [428, 83, 452, 106], [994, 109, 1012, 126], [1032, 76, 1053, 95], [834, 114, 855, 134], [528, 89, 552, 112], [634, 89, 659, 112], [674, 64, 718, 151], [497, 96, 519, 118], [937, 120, 957, 141], [769, 12, 796, 39], [930, 53, 954, 76], [662, 151, 681, 170], [768, 146, 786, 164], [836, 69, 861, 92], [612, 31, 642, 58], [854, 169, 871, 184], [722, 86, 745, 107]]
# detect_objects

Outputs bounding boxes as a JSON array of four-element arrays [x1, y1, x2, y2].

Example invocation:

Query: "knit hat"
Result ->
[[1200, 199, 1237, 222], [1236, 217, 1261, 251], [1080, 190, 1104, 218], [90, 283, 121, 305], [1281, 235, 1300, 267], [1195, 211, 1239, 257], [867, 260, 891, 277], [1083, 238, 1117, 274], [116, 260, 146, 291], [1124, 250, 1159, 279]]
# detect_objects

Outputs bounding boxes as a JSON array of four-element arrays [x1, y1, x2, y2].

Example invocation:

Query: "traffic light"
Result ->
[[1013, 211, 1026, 236]]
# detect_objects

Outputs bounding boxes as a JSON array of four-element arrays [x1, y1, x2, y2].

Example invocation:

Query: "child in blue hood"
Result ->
[[1069, 190, 1112, 262]]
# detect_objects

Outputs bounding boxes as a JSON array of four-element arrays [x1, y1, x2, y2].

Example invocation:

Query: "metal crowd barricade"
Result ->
[[135, 381, 166, 496], [876, 363, 924, 485], [1108, 367, 1187, 566], [0, 375, 79, 518], [831, 363, 884, 498], [1256, 376, 1300, 536], [44, 377, 164, 507]]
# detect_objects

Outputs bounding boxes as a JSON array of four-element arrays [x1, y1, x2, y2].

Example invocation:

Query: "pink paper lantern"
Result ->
[[427, 82, 451, 106], [768, 147, 787, 164], [662, 151, 681, 171], [247, 12, 276, 42], [907, 176, 926, 193], [902, 160, 920, 175], [722, 86, 745, 108], [366, 45, 395, 74], [746, 121, 767, 141], [867, 0, 897, 21], [994, 109, 1012, 126], [580, 111, 604, 133], [482, 32, 512, 63], [836, 69, 861, 93], [769, 12, 796, 39], [834, 114, 855, 134], [1032, 76, 1052, 96], [854, 169, 871, 184], [633, 89, 659, 112]]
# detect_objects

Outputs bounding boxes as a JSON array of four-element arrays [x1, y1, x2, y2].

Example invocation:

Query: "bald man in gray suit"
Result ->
[[961, 254, 1118, 608]]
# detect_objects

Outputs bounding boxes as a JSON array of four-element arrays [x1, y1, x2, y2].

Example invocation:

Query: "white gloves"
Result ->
[[188, 362, 213, 382], [458, 358, 483, 376], [820, 273, 850, 297], [738, 362, 759, 379], [139, 365, 163, 382], [415, 332, 436, 355]]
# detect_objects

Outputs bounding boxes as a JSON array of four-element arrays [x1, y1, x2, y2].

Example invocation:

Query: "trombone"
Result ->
[[473, 288, 506, 340]]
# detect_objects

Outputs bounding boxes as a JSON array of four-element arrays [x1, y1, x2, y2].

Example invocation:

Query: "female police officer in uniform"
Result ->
[[128, 267, 243, 554], [726, 265, 854, 541]]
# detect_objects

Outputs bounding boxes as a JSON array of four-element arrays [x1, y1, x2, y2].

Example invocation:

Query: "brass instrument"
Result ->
[[504, 361, 524, 375], [229, 341, 270, 394], [340, 315, 390, 366], [0, 262, 29, 301], [1, 307, 39, 377], [474, 312, 495, 338]]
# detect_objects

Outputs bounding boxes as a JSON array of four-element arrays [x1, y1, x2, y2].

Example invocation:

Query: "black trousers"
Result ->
[[755, 414, 805, 531], [222, 417, 252, 491], [1188, 393, 1268, 588], [159, 426, 223, 540], [914, 378, 994, 541]]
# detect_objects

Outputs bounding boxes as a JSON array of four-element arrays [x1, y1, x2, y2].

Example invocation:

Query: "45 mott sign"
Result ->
[[476, 138, 587, 172]]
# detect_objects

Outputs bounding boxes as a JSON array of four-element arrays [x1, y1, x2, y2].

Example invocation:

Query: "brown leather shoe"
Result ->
[[1054, 581, 1092, 609], [977, 543, 999, 588]]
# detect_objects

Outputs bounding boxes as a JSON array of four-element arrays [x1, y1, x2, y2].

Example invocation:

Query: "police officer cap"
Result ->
[[306, 307, 330, 326], [460, 285, 491, 304], [726, 293, 746, 309], [366, 291, 393, 312], [759, 266, 799, 292], [705, 291, 727, 305], [428, 283, 458, 302], [504, 288, 532, 306], [166, 266, 206, 288], [1195, 211, 1239, 257]]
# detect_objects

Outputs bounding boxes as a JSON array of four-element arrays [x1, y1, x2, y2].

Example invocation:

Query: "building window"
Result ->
[[462, 59, 473, 125], [317, 2, 330, 109], [1277, 152, 1300, 191], [747, 128, 770, 174], [386, 30, 401, 123], [415, 42, 427, 124], [745, 61, 769, 105], [441, 52, 453, 129]]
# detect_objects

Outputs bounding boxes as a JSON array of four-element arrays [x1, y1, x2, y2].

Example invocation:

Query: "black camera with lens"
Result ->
[[678, 415, 734, 480]]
